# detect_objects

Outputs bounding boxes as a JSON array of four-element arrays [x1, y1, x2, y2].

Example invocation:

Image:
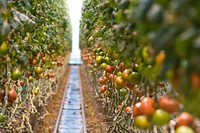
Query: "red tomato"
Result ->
[[175, 112, 195, 128], [98, 77, 107, 85], [126, 82, 134, 89], [105, 65, 114, 73], [100, 85, 107, 93], [0, 89, 5, 102], [20, 81, 25, 87], [133, 102, 142, 117], [140, 97, 155, 117], [159, 96, 180, 113], [8, 88, 17, 102]]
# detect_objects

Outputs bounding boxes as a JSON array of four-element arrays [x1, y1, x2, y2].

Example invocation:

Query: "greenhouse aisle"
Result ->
[[54, 65, 86, 133]]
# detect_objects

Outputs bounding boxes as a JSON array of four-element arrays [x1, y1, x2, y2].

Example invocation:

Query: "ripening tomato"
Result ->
[[109, 74, 117, 81], [11, 69, 21, 80], [175, 112, 195, 128], [115, 76, 125, 88], [118, 62, 124, 72], [35, 66, 43, 74], [42, 57, 46, 63], [158, 96, 180, 113], [8, 88, 17, 102], [122, 69, 132, 81], [135, 115, 150, 129]]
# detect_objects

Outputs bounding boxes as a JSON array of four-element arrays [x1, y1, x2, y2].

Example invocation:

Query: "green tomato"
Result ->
[[117, 71, 122, 76], [11, 69, 21, 81], [128, 71, 141, 82], [119, 88, 128, 97], [100, 63, 107, 69], [135, 115, 150, 130], [0, 42, 8, 54], [96, 56, 103, 64], [152, 109, 170, 126], [0, 113, 4, 122], [103, 56, 111, 64], [175, 126, 194, 133]]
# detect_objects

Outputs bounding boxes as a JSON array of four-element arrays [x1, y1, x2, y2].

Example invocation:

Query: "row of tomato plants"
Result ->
[[80, 0, 200, 132], [0, 0, 71, 132]]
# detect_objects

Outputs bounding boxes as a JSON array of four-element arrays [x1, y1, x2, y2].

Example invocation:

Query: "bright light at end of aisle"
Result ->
[[66, 0, 83, 53]]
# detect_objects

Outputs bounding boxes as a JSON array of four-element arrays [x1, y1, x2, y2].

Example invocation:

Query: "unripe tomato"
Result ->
[[32, 87, 40, 95], [96, 56, 103, 64], [29, 76, 33, 82], [135, 115, 150, 129], [0, 113, 4, 122], [128, 71, 141, 83], [0, 42, 8, 54], [100, 63, 107, 69], [175, 112, 195, 128], [119, 88, 128, 97], [11, 69, 21, 80], [159, 96, 180, 113], [8, 88, 17, 102], [175, 126, 194, 133], [152, 109, 170, 126], [104, 57, 111, 64]]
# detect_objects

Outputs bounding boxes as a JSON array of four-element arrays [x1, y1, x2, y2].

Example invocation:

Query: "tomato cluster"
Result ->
[[81, 47, 199, 132]]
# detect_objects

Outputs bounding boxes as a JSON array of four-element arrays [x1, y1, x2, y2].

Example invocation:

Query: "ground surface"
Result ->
[[80, 65, 109, 133], [33, 64, 109, 133]]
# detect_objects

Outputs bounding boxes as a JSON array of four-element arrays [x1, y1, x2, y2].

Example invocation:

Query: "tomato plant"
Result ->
[[0, 0, 71, 132]]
